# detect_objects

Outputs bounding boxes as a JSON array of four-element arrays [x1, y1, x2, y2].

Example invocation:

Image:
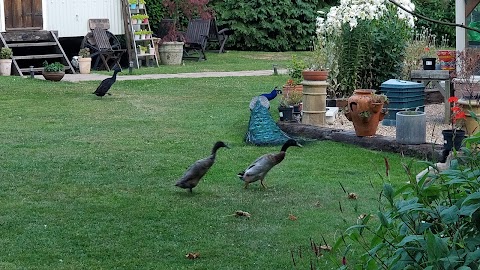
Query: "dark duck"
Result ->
[[92, 67, 121, 97], [175, 141, 230, 193], [237, 139, 302, 189], [260, 86, 282, 101]]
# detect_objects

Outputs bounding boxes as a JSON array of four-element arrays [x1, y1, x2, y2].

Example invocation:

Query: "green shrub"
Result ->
[[333, 134, 480, 269], [43, 61, 64, 72], [0, 47, 13, 59], [210, 0, 329, 51]]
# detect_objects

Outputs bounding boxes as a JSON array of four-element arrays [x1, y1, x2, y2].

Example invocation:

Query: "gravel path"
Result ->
[[324, 104, 450, 144]]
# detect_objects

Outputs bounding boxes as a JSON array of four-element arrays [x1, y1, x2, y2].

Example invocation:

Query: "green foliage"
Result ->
[[210, 0, 329, 51], [335, 136, 480, 269], [287, 54, 307, 85], [42, 61, 64, 72], [145, 0, 168, 35], [330, 8, 411, 97], [413, 0, 455, 47], [0, 47, 13, 59], [78, 48, 90, 58]]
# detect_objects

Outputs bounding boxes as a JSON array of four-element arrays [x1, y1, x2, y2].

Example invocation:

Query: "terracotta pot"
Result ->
[[282, 84, 303, 98], [345, 89, 386, 137], [42, 71, 65, 81], [302, 70, 329, 81]]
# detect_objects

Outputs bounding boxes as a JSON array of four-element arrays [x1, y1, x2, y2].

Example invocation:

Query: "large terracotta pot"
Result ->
[[302, 70, 329, 81], [345, 89, 386, 137]]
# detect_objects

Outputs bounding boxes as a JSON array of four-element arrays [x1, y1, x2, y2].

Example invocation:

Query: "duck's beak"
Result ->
[[296, 142, 303, 147]]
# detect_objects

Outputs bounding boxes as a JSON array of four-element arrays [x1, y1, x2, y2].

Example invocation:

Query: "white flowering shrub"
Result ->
[[317, 0, 415, 97]]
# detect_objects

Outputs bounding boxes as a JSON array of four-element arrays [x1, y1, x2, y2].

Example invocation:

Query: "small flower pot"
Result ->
[[422, 58, 436, 70], [278, 107, 294, 121]]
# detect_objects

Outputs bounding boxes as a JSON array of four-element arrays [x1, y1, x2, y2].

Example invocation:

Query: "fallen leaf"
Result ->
[[288, 214, 298, 221], [319, 245, 332, 251], [234, 210, 251, 218], [185, 252, 200, 260], [348, 192, 358, 200]]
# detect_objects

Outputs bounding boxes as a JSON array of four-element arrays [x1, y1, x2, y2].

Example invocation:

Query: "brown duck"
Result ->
[[175, 141, 229, 192], [237, 139, 302, 189]]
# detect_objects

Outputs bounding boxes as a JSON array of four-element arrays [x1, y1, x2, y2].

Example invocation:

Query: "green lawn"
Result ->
[[95, 50, 312, 75], [0, 74, 423, 269]]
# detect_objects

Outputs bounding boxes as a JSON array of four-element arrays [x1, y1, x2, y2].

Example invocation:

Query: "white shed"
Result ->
[[0, 0, 124, 37]]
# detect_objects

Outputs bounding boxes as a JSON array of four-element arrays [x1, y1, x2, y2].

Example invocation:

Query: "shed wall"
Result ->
[[44, 0, 124, 37]]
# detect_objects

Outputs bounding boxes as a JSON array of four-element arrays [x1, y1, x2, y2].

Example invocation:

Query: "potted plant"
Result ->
[[442, 96, 467, 157], [302, 33, 331, 81], [78, 48, 91, 74], [344, 89, 388, 136], [139, 0, 146, 9], [0, 47, 13, 76], [158, 0, 212, 65], [134, 30, 142, 40], [42, 61, 65, 81], [278, 91, 303, 122], [284, 55, 307, 96], [421, 46, 437, 70], [129, 0, 138, 9]]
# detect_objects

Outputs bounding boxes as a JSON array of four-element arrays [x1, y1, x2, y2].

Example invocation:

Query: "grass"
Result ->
[[0, 73, 423, 269], [95, 50, 312, 75]]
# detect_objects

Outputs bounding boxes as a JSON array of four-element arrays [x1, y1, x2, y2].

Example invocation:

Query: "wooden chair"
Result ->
[[183, 19, 210, 61], [88, 19, 126, 71], [208, 18, 233, 53]]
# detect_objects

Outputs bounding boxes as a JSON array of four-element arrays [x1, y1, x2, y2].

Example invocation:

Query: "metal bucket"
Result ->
[[396, 111, 426, 144]]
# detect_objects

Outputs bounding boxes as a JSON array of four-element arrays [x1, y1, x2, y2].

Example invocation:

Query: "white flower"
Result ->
[[316, 0, 415, 36]]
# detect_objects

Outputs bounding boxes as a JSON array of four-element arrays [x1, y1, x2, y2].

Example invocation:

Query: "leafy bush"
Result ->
[[333, 135, 480, 269], [43, 61, 64, 72], [0, 47, 13, 59], [209, 0, 329, 51]]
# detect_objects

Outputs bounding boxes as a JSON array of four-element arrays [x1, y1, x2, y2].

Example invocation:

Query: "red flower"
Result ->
[[448, 96, 459, 103], [449, 97, 467, 129]]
